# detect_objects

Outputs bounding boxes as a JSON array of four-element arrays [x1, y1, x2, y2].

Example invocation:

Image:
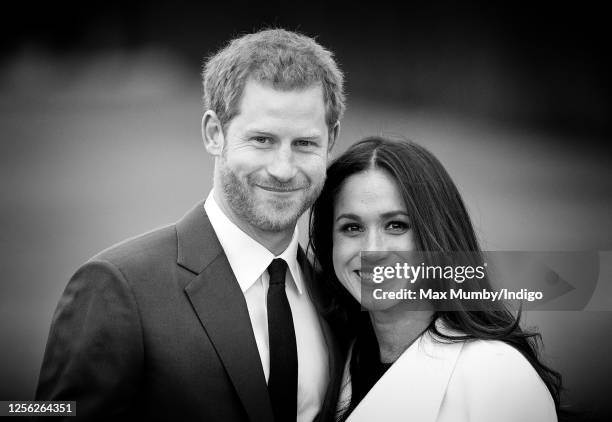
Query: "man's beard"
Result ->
[[219, 164, 324, 232]]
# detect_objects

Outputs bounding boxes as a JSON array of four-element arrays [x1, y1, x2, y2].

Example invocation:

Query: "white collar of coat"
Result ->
[[344, 319, 465, 422]]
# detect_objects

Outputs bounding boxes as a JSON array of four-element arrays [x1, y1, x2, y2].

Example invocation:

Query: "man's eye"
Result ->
[[386, 221, 410, 232], [251, 136, 271, 144], [295, 139, 315, 148]]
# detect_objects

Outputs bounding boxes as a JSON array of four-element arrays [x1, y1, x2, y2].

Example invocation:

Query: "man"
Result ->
[[36, 29, 345, 421]]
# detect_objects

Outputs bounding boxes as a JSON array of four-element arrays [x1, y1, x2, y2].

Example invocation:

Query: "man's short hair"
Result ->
[[203, 28, 345, 131]]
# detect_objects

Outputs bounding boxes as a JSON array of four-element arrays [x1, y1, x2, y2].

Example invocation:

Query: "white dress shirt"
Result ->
[[204, 191, 329, 422]]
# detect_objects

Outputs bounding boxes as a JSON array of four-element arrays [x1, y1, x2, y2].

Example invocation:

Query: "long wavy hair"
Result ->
[[309, 136, 563, 416]]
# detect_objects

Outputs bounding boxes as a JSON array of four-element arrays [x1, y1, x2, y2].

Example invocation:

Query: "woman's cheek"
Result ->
[[332, 236, 358, 278], [384, 232, 414, 251], [332, 234, 357, 266], [331, 236, 346, 266]]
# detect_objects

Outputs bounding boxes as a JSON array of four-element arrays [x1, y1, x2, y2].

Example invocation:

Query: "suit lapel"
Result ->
[[347, 330, 464, 422], [177, 203, 273, 422]]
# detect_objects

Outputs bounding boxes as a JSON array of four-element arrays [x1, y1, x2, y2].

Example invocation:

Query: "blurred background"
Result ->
[[1, 1, 610, 420]]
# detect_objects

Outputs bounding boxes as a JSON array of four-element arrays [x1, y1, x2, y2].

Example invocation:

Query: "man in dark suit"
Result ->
[[36, 28, 345, 421]]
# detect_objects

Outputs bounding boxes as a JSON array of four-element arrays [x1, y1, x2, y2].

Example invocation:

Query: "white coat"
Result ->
[[338, 321, 557, 422]]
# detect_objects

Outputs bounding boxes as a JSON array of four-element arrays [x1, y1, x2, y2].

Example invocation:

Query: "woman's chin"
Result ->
[[359, 296, 402, 312]]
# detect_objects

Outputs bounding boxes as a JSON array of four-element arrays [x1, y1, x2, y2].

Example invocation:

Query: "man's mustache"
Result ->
[[248, 176, 310, 191]]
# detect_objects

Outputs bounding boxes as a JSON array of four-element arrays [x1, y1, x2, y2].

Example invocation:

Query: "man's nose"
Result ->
[[267, 144, 298, 182]]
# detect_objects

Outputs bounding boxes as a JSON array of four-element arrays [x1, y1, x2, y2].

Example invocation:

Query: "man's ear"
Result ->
[[202, 110, 225, 156], [328, 121, 340, 151]]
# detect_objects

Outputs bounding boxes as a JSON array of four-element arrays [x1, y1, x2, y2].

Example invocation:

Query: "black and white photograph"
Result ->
[[1, 2, 610, 421]]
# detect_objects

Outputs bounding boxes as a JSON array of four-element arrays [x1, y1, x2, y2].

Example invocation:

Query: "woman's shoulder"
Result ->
[[458, 338, 533, 371], [446, 339, 557, 421], [453, 339, 546, 389], [431, 320, 543, 377]]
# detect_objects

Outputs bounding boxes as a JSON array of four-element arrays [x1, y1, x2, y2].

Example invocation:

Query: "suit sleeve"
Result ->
[[35, 260, 144, 421]]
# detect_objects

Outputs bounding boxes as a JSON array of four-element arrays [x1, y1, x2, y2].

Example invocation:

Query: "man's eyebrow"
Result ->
[[244, 130, 276, 137], [294, 135, 323, 141], [244, 129, 323, 139]]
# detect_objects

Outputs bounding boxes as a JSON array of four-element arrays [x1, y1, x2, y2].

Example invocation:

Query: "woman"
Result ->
[[309, 137, 562, 422]]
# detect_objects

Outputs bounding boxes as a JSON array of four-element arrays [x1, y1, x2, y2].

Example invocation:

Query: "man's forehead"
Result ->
[[239, 79, 325, 103], [241, 125, 324, 139], [231, 114, 327, 140], [229, 80, 327, 129], [244, 77, 323, 94]]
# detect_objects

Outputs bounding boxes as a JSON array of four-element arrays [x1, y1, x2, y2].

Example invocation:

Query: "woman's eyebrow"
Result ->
[[335, 211, 409, 222], [380, 211, 409, 219], [335, 213, 360, 222]]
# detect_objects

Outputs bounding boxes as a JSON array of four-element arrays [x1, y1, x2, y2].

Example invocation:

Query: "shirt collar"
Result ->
[[204, 190, 304, 294]]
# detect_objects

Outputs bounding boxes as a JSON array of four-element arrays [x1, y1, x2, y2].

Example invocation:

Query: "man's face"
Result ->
[[216, 79, 332, 233]]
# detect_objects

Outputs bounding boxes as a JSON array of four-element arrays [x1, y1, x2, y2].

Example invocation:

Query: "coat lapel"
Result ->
[[346, 328, 464, 422], [176, 202, 273, 422]]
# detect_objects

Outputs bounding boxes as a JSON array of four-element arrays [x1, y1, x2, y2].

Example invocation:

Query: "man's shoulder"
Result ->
[[90, 224, 179, 271]]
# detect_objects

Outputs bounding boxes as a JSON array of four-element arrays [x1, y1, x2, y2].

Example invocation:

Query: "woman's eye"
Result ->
[[339, 223, 363, 234], [386, 221, 410, 232]]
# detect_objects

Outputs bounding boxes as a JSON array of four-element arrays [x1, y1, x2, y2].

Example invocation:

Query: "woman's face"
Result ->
[[332, 169, 415, 309]]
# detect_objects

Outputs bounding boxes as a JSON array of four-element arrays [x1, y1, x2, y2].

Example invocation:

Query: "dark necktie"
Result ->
[[266, 258, 298, 422]]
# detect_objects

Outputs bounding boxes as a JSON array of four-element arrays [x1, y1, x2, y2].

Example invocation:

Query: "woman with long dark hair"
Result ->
[[309, 137, 562, 421]]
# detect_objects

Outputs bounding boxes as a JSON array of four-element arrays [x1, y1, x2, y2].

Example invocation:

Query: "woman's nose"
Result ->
[[362, 232, 401, 272], [364, 230, 385, 253]]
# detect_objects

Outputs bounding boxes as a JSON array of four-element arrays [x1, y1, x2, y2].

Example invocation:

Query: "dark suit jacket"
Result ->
[[35, 202, 343, 421]]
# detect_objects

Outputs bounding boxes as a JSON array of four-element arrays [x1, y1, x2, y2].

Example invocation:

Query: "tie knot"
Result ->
[[268, 259, 288, 286]]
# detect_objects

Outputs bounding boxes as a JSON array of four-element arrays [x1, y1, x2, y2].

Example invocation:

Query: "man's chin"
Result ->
[[246, 189, 317, 231], [255, 190, 304, 210], [252, 208, 301, 232], [255, 188, 301, 203]]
